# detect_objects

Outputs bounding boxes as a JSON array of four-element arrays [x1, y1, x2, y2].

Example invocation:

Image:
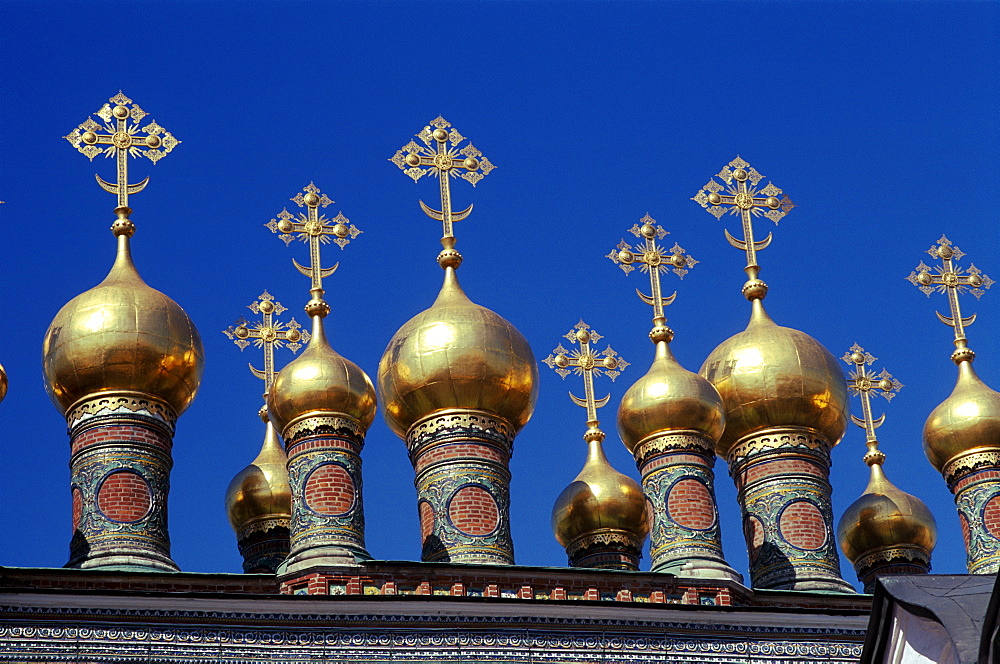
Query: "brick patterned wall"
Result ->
[[633, 433, 732, 576], [282, 417, 370, 568], [983, 495, 1000, 538], [304, 463, 355, 516], [948, 463, 1000, 574], [736, 457, 825, 491], [72, 424, 170, 456], [727, 431, 850, 592], [419, 501, 434, 542], [744, 515, 765, 564], [415, 441, 508, 473], [71, 488, 82, 533], [778, 501, 828, 550], [666, 479, 715, 530], [97, 471, 152, 522], [278, 564, 764, 609], [67, 399, 177, 572], [448, 485, 499, 536], [408, 412, 515, 565]]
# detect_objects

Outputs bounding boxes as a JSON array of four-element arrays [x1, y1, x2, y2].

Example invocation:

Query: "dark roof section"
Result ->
[[862, 574, 996, 664], [980, 572, 1000, 664]]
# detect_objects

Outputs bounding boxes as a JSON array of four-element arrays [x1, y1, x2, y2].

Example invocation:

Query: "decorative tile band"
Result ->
[[236, 518, 291, 574], [727, 428, 852, 592], [67, 395, 177, 572], [634, 431, 735, 576], [0, 618, 865, 663], [284, 415, 370, 569], [947, 458, 1000, 574], [408, 410, 515, 565], [853, 546, 931, 593]]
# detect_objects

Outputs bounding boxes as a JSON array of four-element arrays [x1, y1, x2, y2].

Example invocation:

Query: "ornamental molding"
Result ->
[[727, 428, 831, 467], [67, 391, 176, 434], [283, 415, 365, 445], [406, 409, 515, 455], [633, 431, 715, 466], [943, 447, 1000, 485], [237, 517, 291, 539], [854, 545, 930, 573], [566, 529, 644, 559], [0, 603, 868, 638]]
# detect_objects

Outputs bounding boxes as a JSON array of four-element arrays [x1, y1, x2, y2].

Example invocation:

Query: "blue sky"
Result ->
[[1, 1, 997, 591]]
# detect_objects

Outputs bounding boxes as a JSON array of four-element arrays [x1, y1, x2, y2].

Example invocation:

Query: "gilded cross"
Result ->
[[266, 183, 362, 295], [390, 117, 495, 244], [692, 156, 794, 277], [542, 321, 628, 425], [841, 344, 903, 457], [224, 291, 308, 397], [64, 91, 180, 209], [907, 236, 994, 345], [607, 214, 698, 328]]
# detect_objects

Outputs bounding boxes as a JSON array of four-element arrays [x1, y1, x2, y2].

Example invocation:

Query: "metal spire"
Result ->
[[841, 344, 903, 464], [224, 291, 308, 400], [607, 214, 698, 340], [390, 116, 495, 268], [64, 91, 180, 210], [266, 183, 362, 304], [692, 156, 794, 296], [543, 321, 628, 428], [907, 235, 994, 361]]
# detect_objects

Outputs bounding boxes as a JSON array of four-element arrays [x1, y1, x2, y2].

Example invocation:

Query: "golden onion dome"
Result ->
[[552, 436, 650, 548], [42, 231, 203, 415], [699, 299, 848, 457], [268, 314, 376, 434], [618, 340, 725, 453], [923, 360, 1000, 472], [837, 462, 937, 564], [378, 266, 538, 438], [225, 417, 291, 533]]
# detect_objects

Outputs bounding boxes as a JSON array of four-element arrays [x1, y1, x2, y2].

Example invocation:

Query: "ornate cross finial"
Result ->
[[841, 344, 903, 465], [692, 156, 794, 295], [607, 214, 698, 343], [64, 91, 180, 210], [907, 236, 994, 360], [266, 183, 361, 300], [224, 291, 308, 398], [390, 117, 495, 267], [542, 321, 629, 428]]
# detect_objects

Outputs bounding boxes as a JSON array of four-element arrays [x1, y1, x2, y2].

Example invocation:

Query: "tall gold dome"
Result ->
[[552, 432, 650, 550], [618, 340, 725, 453], [225, 416, 292, 534], [838, 460, 937, 565], [923, 360, 1000, 472], [699, 299, 848, 456], [378, 266, 537, 438], [42, 225, 203, 415], [268, 313, 376, 433]]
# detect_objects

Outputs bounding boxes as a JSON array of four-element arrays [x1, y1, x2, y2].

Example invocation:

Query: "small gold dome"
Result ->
[[378, 267, 538, 438], [225, 419, 292, 533], [923, 361, 1000, 472], [42, 234, 203, 415], [618, 341, 725, 453], [699, 299, 848, 457], [268, 316, 376, 433], [837, 463, 937, 564], [552, 438, 650, 547]]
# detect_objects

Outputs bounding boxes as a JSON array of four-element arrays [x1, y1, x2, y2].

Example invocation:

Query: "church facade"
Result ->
[[2, 94, 999, 663]]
